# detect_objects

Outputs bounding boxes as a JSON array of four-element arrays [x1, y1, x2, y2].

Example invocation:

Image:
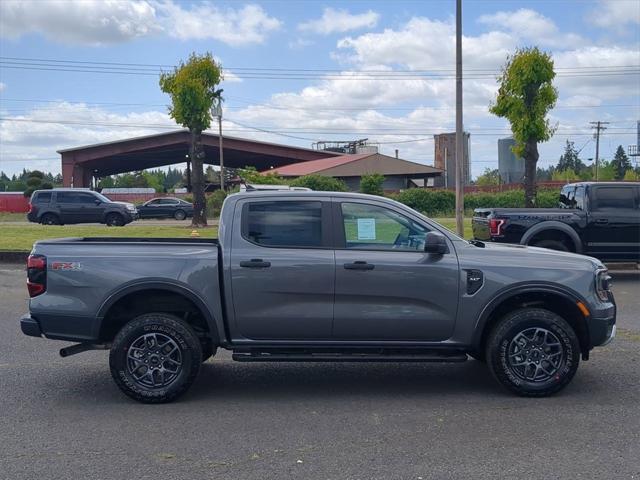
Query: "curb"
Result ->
[[0, 251, 28, 264]]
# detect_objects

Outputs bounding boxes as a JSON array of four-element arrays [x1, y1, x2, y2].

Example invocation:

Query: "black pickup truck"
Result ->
[[472, 182, 640, 262]]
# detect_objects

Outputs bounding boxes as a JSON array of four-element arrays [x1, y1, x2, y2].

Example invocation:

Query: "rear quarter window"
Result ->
[[32, 191, 52, 204]]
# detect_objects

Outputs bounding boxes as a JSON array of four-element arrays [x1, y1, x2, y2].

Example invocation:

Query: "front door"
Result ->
[[333, 201, 459, 341], [229, 198, 335, 341]]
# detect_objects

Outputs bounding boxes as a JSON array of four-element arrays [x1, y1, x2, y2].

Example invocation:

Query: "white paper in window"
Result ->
[[357, 218, 376, 240]]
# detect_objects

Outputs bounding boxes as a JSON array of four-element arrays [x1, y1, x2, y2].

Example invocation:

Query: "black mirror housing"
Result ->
[[424, 231, 448, 255], [94, 199, 102, 205]]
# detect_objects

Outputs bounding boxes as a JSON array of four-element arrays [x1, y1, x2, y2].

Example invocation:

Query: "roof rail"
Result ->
[[239, 184, 312, 192]]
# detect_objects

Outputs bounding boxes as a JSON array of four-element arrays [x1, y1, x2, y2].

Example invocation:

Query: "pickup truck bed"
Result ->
[[25, 237, 223, 343]]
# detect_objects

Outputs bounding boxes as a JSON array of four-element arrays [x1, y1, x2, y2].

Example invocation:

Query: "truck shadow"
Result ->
[[188, 358, 500, 401]]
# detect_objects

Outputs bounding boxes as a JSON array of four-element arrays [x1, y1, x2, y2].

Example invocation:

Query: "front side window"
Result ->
[[340, 202, 429, 251], [75, 193, 98, 204], [559, 186, 575, 208], [593, 187, 636, 210], [244, 201, 323, 247], [574, 186, 585, 210]]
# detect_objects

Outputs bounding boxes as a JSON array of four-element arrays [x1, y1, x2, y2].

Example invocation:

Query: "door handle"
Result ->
[[240, 259, 271, 268], [595, 219, 609, 224], [344, 261, 375, 270]]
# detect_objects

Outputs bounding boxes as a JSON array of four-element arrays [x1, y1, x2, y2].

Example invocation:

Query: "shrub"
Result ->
[[206, 190, 227, 218], [359, 173, 385, 196], [391, 188, 561, 216], [290, 174, 348, 192]]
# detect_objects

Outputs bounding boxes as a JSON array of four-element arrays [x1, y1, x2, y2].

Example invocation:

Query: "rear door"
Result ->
[[229, 198, 335, 340], [586, 185, 640, 261], [332, 200, 459, 341]]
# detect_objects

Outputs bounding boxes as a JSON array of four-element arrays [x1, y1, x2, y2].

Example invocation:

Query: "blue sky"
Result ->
[[0, 0, 638, 178]]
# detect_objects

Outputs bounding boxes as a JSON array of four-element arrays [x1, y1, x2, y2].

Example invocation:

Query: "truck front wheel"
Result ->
[[109, 313, 202, 403], [486, 308, 580, 397]]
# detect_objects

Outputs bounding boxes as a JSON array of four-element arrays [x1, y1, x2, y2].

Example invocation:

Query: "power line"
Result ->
[[1, 97, 638, 114], [2, 56, 638, 73]]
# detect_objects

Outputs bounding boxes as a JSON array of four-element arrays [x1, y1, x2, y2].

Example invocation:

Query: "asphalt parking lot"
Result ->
[[1, 265, 639, 480]]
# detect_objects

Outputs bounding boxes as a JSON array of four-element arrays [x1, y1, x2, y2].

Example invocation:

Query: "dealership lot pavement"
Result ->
[[1, 266, 638, 480]]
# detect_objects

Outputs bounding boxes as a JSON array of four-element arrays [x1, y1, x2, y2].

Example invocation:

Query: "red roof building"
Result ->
[[263, 152, 442, 191]]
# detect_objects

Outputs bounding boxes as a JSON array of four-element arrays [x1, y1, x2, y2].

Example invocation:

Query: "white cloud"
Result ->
[[298, 8, 379, 35], [0, 103, 175, 174], [156, 1, 281, 46], [288, 38, 315, 50], [0, 0, 281, 46], [0, 0, 159, 45], [478, 9, 583, 48], [586, 0, 640, 28], [0, 82, 6, 92]]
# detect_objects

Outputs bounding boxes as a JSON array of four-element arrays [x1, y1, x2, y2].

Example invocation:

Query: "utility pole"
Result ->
[[590, 121, 609, 181], [455, 0, 464, 237], [212, 99, 225, 191]]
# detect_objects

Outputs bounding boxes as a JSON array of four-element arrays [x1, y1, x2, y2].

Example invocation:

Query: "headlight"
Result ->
[[595, 268, 612, 302]]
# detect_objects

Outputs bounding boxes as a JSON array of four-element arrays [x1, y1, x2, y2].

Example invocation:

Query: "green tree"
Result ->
[[476, 168, 500, 186], [593, 160, 616, 181], [290, 174, 348, 191], [552, 169, 581, 182], [160, 52, 223, 227], [623, 168, 639, 181], [557, 140, 584, 173], [490, 47, 558, 207], [238, 166, 286, 185], [359, 172, 385, 196], [611, 145, 631, 180], [23, 170, 53, 197]]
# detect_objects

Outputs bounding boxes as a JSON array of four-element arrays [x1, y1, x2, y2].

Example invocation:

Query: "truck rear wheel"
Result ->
[[109, 313, 202, 403], [486, 308, 580, 397]]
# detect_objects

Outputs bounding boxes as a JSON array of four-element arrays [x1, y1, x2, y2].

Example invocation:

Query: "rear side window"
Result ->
[[32, 191, 52, 204], [243, 201, 323, 247], [592, 187, 637, 210], [57, 192, 97, 204]]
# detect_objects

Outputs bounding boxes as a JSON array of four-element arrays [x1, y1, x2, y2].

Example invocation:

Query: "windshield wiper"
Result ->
[[469, 239, 485, 248]]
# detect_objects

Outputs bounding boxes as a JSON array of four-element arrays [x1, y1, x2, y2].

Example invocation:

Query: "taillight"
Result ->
[[28, 202, 36, 214], [27, 254, 47, 297], [489, 218, 505, 236]]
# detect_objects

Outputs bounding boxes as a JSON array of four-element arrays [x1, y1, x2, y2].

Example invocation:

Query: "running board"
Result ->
[[232, 349, 468, 363]]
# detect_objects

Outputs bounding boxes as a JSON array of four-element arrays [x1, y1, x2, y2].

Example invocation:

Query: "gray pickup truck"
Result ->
[[21, 191, 616, 403]]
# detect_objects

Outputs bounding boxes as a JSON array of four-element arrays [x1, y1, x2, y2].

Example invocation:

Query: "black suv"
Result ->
[[27, 189, 138, 226]]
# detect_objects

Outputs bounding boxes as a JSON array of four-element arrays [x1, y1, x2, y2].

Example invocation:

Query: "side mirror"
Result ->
[[424, 231, 448, 255], [94, 199, 102, 205]]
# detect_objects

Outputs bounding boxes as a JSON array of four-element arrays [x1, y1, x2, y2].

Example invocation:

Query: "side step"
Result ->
[[232, 348, 468, 363]]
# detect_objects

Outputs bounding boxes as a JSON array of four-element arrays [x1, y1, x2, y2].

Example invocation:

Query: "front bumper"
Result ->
[[588, 291, 616, 348], [20, 314, 42, 337]]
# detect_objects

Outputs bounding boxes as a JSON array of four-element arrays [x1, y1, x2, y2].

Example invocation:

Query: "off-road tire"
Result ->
[[40, 213, 60, 225], [174, 209, 187, 221], [105, 212, 125, 227], [486, 308, 580, 397], [531, 239, 570, 252], [109, 313, 202, 403]]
